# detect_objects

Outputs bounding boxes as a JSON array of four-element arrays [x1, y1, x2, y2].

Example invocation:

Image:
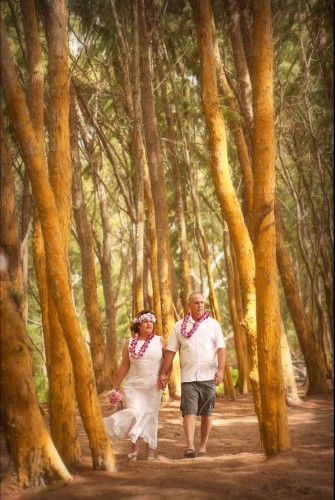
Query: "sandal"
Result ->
[[127, 452, 138, 461], [146, 456, 157, 461], [196, 451, 207, 457], [184, 449, 196, 459]]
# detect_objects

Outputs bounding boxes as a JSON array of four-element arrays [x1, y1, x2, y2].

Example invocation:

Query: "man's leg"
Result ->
[[198, 415, 212, 453], [183, 414, 196, 451]]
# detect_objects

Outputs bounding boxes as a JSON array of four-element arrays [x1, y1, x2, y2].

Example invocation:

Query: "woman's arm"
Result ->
[[112, 340, 130, 389]]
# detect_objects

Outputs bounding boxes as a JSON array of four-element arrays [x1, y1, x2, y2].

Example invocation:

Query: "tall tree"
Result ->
[[251, 0, 291, 455], [138, 0, 175, 339], [39, 0, 81, 466], [0, 108, 73, 488], [189, 0, 261, 420], [0, 10, 115, 471], [70, 86, 107, 393]]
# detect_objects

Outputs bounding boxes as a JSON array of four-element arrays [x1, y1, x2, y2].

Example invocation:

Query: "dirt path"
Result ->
[[1, 391, 333, 499]]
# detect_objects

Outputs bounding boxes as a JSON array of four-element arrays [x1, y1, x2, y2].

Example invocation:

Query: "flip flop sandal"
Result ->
[[196, 452, 207, 457], [184, 449, 196, 459]]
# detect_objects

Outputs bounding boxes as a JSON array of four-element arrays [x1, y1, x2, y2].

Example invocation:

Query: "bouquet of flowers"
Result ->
[[107, 388, 123, 408]]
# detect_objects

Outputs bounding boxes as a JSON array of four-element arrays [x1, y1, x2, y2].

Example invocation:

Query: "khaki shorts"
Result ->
[[180, 380, 216, 417]]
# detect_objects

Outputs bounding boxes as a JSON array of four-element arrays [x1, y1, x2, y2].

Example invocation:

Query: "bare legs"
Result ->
[[183, 414, 212, 453], [130, 439, 140, 455], [128, 438, 140, 461], [128, 439, 156, 460], [199, 415, 212, 453], [183, 414, 196, 451], [146, 443, 156, 460]]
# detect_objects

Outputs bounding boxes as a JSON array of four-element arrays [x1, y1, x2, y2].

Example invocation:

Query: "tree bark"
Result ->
[[275, 205, 330, 394], [1, 13, 116, 471], [252, 0, 291, 455], [138, 0, 175, 340], [0, 108, 72, 488], [190, 0, 260, 419], [70, 86, 107, 393], [153, 33, 192, 314]]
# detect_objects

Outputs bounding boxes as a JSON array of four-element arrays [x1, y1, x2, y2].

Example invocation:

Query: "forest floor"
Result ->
[[1, 387, 333, 499]]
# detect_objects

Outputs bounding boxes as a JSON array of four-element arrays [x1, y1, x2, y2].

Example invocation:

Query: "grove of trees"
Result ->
[[0, 0, 333, 491]]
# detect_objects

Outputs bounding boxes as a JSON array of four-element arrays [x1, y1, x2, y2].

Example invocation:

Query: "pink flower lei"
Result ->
[[180, 311, 209, 338], [129, 332, 155, 359]]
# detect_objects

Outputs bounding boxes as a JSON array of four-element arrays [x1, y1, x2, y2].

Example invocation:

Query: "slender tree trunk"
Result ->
[[153, 34, 192, 313], [280, 323, 302, 406], [252, 0, 291, 455], [213, 35, 253, 236], [190, 0, 260, 420], [138, 0, 175, 340], [225, 0, 254, 132], [39, 0, 82, 466], [144, 162, 163, 332], [70, 86, 107, 393], [223, 223, 250, 394], [275, 206, 330, 394], [1, 14, 116, 471], [74, 92, 118, 382], [131, 0, 145, 313]]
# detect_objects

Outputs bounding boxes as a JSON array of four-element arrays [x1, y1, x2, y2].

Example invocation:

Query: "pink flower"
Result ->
[[108, 388, 123, 406], [181, 311, 209, 338]]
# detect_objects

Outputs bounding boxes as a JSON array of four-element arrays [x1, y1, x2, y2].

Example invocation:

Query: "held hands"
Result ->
[[214, 369, 224, 386], [158, 373, 168, 389]]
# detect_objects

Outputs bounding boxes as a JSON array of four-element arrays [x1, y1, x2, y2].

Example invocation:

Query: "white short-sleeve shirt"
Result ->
[[167, 316, 226, 383]]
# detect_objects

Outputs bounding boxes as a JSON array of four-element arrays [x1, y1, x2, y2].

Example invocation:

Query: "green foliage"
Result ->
[[216, 368, 239, 395]]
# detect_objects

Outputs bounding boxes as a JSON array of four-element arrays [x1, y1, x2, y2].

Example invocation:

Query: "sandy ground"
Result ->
[[1, 389, 333, 499]]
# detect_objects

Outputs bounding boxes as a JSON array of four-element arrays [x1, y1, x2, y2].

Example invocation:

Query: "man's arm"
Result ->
[[214, 347, 226, 386], [158, 350, 176, 388]]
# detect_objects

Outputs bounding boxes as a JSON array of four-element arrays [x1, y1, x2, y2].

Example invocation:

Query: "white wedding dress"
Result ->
[[104, 335, 163, 449]]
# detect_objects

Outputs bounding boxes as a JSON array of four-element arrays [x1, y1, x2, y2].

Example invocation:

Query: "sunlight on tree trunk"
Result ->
[[252, 0, 291, 455], [280, 323, 302, 406], [0, 13, 116, 471], [0, 108, 72, 487], [190, 0, 261, 420], [70, 87, 107, 393]]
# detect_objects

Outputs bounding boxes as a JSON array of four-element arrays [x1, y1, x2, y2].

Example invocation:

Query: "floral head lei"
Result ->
[[129, 312, 156, 359], [132, 312, 156, 324]]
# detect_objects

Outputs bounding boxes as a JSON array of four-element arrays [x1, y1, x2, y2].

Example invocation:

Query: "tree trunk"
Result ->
[[138, 0, 175, 339], [225, 0, 254, 132], [21, 0, 81, 467], [252, 0, 291, 455], [1, 14, 116, 471], [70, 86, 107, 393], [0, 108, 72, 488], [190, 0, 260, 419], [223, 223, 250, 394], [280, 323, 302, 407], [153, 33, 192, 313], [74, 92, 118, 383], [275, 205, 330, 394], [0, 294, 73, 488], [138, 0, 177, 395], [131, 0, 145, 314]]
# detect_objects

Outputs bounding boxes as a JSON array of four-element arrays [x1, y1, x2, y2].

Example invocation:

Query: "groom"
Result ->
[[158, 292, 226, 458]]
